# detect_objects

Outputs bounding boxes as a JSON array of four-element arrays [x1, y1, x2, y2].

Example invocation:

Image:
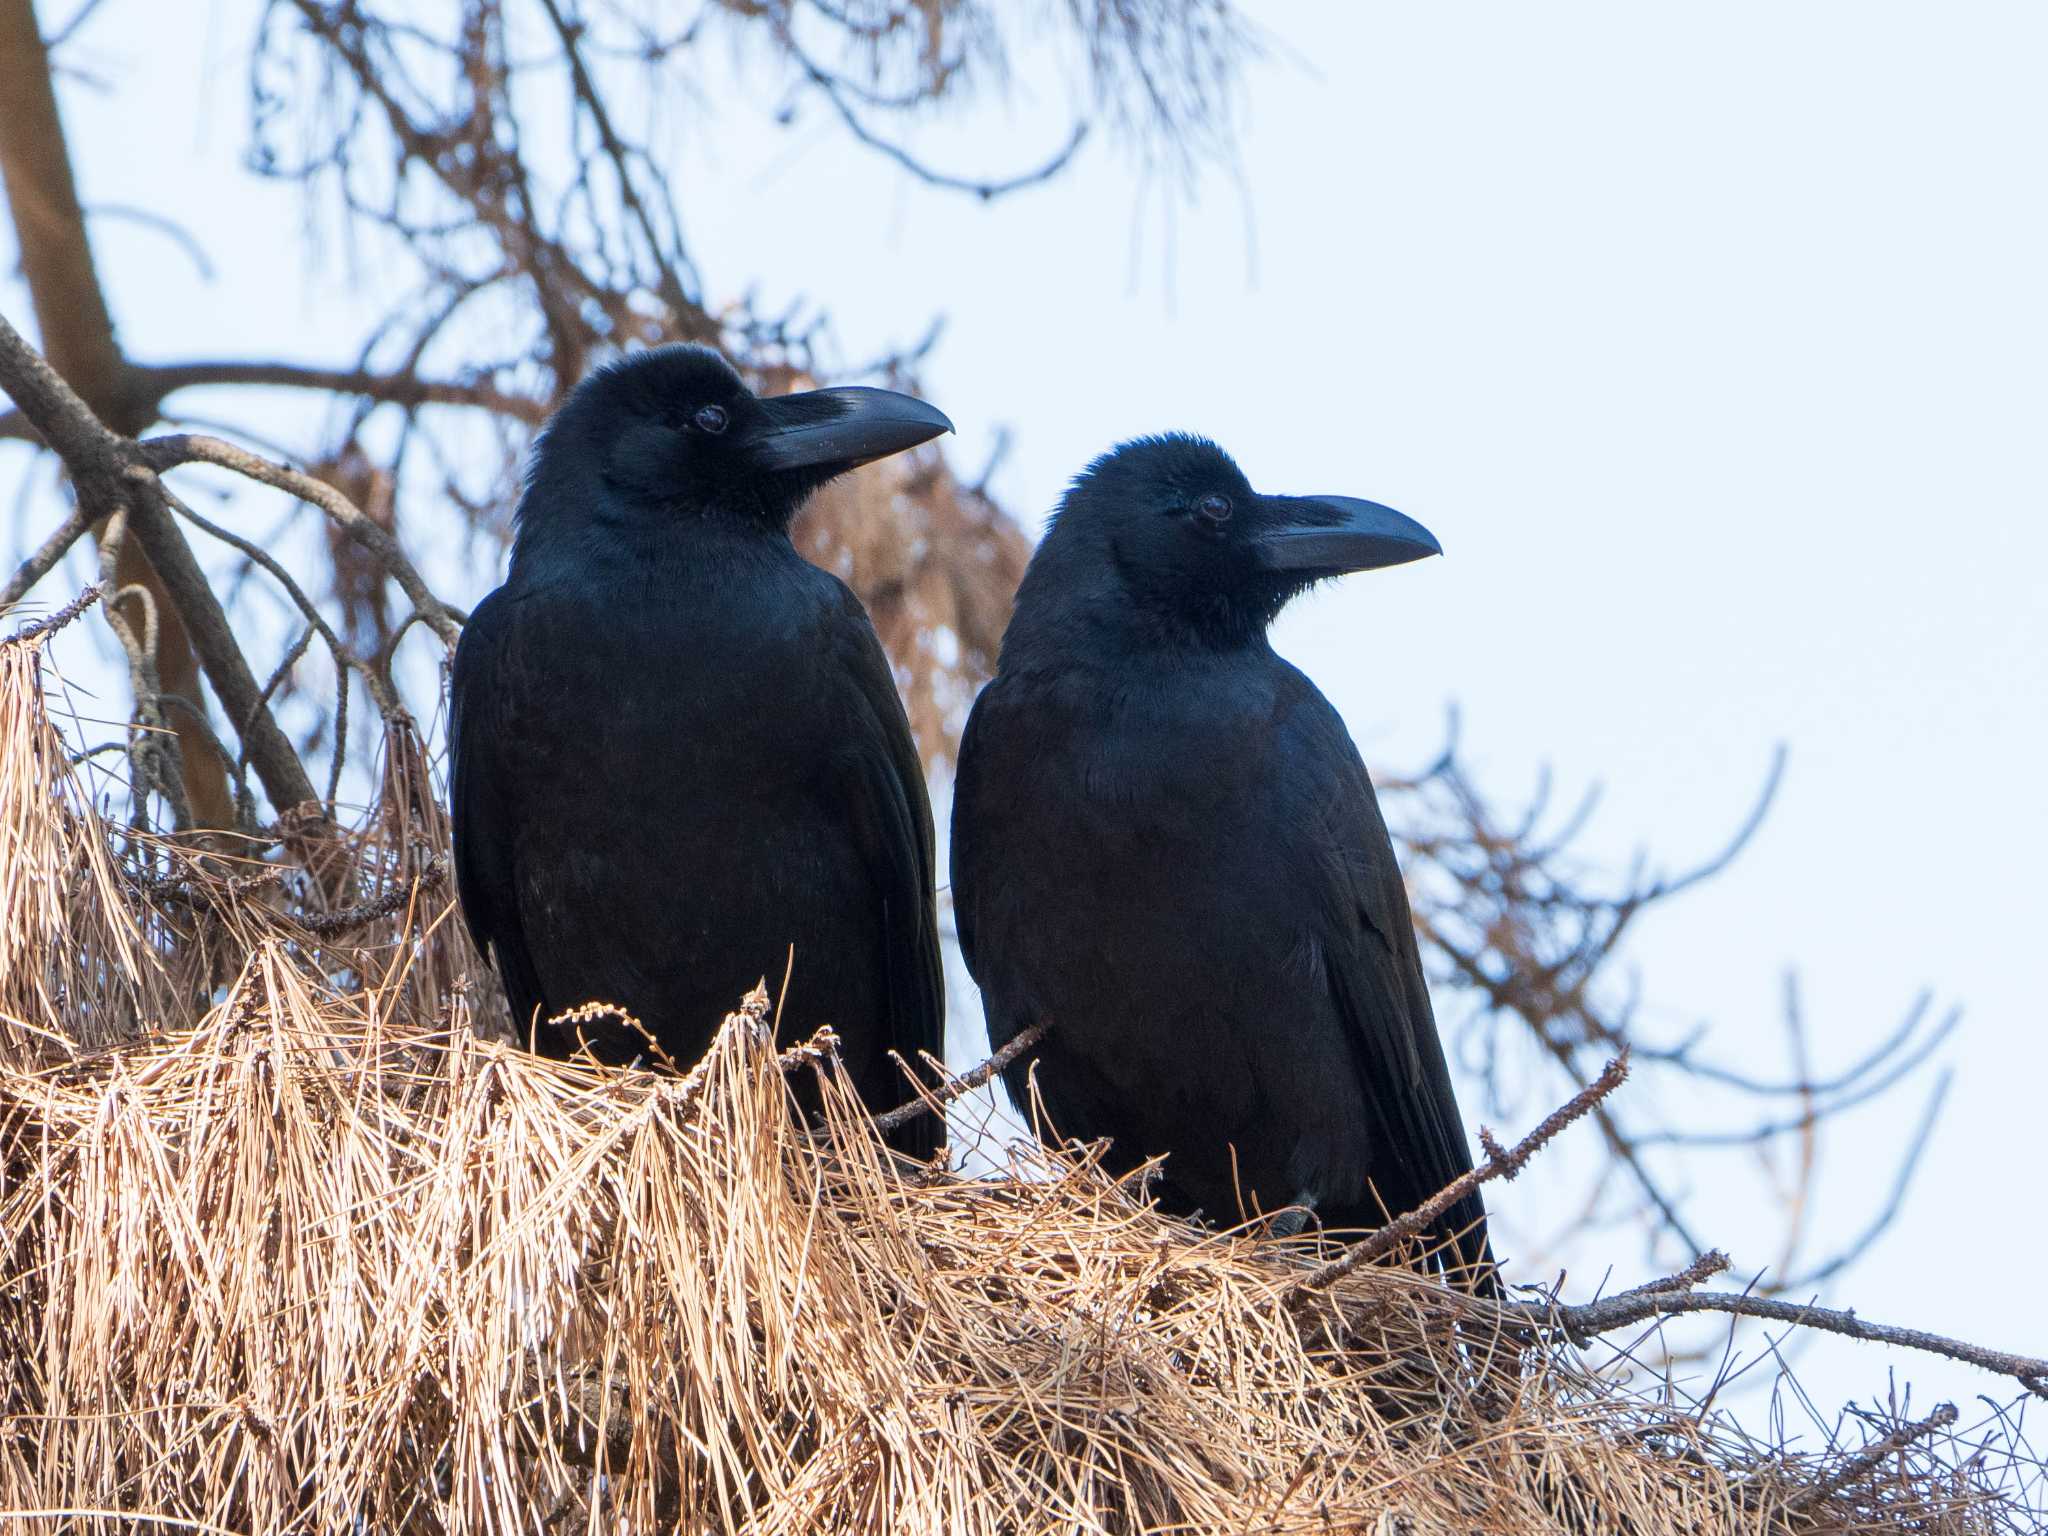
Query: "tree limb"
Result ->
[[143, 433, 466, 645], [780, 22, 1091, 201], [134, 359, 549, 424], [1286, 1053, 1629, 1304], [0, 498, 90, 607], [1779, 1403, 1958, 1515], [6, 577, 97, 643], [0, 307, 322, 818], [1513, 1283, 2048, 1401], [0, 0, 122, 412], [873, 1020, 1049, 1137], [2, 358, 551, 443], [0, 0, 235, 825]]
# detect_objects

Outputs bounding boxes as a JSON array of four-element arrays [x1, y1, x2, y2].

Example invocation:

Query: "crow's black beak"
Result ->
[[746, 386, 953, 474], [1251, 495, 1442, 575]]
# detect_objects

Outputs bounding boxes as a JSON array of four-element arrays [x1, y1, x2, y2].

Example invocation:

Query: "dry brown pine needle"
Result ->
[[0, 616, 2040, 1535]]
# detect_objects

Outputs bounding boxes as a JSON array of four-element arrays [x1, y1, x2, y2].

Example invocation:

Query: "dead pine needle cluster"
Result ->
[[0, 621, 2040, 1534]]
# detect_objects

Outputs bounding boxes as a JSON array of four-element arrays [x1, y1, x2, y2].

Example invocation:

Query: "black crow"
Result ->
[[951, 434, 1494, 1284], [451, 345, 951, 1155]]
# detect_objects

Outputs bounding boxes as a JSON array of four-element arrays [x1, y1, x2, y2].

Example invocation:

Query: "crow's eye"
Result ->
[[692, 404, 730, 434], [1195, 493, 1232, 524]]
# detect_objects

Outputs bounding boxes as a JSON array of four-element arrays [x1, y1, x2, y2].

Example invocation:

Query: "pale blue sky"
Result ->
[[6, 0, 2044, 1436]]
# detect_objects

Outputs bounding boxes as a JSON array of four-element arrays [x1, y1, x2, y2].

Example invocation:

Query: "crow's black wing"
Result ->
[[449, 587, 548, 1039], [1280, 684, 1496, 1291], [826, 585, 946, 1158], [950, 686, 992, 985]]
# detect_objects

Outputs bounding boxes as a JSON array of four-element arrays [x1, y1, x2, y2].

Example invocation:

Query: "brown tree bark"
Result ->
[[0, 0, 236, 826]]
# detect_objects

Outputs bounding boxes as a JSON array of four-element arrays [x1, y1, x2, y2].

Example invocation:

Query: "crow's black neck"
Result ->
[[509, 485, 799, 597], [999, 537, 1284, 677]]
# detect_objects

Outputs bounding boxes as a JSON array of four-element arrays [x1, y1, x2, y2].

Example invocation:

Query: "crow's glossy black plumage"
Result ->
[[451, 345, 951, 1155], [951, 435, 1494, 1284]]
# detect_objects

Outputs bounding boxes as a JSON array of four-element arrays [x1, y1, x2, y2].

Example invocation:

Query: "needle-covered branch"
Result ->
[[4, 578, 97, 643], [1779, 1404, 1959, 1516]]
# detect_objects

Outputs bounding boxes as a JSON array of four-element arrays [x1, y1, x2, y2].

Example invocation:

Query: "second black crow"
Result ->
[[951, 434, 1494, 1284]]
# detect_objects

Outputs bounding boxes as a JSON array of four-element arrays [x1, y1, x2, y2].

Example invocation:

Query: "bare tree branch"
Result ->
[[789, 30, 1092, 201], [134, 359, 549, 424], [873, 1020, 1049, 1137], [6, 576, 97, 642], [1287, 1054, 1629, 1303], [38, 0, 104, 50], [83, 202, 216, 281], [1387, 736, 1951, 1284], [0, 307, 322, 817], [3, 358, 549, 440], [0, 497, 90, 607], [155, 481, 397, 716], [142, 433, 466, 646], [0, 0, 238, 825], [1516, 1284, 2048, 1401], [532, 0, 704, 329], [1778, 1403, 1959, 1515]]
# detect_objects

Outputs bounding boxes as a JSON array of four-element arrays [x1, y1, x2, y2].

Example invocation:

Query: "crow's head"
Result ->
[[522, 345, 952, 537], [1011, 434, 1441, 652]]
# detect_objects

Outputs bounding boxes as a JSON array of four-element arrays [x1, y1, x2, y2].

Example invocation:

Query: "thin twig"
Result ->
[[159, 693, 254, 830], [0, 504, 93, 609], [243, 622, 319, 773], [872, 1021, 1049, 1137], [1517, 1288, 2048, 1400], [325, 663, 350, 812], [297, 856, 448, 937], [1423, 930, 1709, 1255], [1618, 1248, 1732, 1299], [132, 359, 548, 424], [1287, 1053, 1629, 1304], [1778, 1403, 1959, 1515], [1781, 1070, 1950, 1290], [141, 434, 467, 644], [159, 482, 398, 716], [779, 23, 1090, 201], [82, 204, 216, 282], [6, 581, 101, 645], [41, 0, 113, 50], [532, 0, 704, 332], [96, 516, 190, 832]]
